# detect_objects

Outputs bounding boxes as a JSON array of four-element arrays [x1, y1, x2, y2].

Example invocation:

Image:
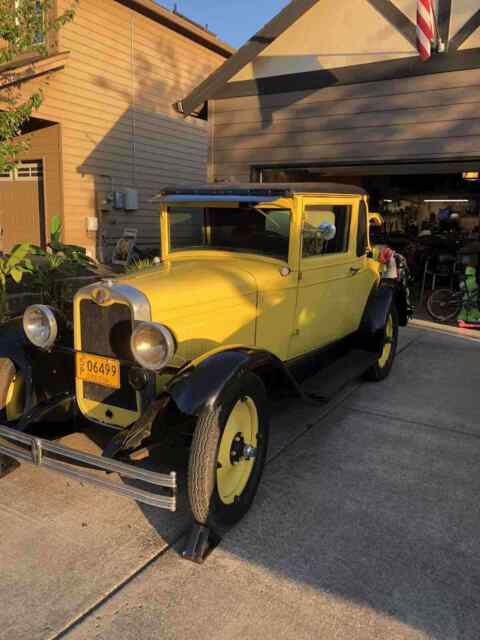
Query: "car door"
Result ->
[[343, 199, 380, 335], [288, 197, 358, 359]]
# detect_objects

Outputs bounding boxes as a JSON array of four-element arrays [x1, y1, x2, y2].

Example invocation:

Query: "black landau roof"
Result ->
[[156, 183, 367, 199]]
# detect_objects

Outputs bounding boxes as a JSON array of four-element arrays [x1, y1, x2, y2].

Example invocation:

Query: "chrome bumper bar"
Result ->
[[0, 425, 176, 511]]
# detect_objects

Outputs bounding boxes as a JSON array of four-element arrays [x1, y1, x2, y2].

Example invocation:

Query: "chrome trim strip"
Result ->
[[74, 281, 151, 322]]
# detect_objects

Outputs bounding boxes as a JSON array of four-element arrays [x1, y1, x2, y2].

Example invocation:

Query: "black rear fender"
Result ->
[[167, 347, 302, 417], [355, 284, 395, 352]]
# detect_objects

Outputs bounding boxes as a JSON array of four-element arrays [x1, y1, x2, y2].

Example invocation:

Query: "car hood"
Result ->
[[117, 255, 259, 318]]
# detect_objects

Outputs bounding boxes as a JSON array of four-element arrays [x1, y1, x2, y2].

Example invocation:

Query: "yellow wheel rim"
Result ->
[[216, 396, 259, 505], [378, 313, 394, 368]]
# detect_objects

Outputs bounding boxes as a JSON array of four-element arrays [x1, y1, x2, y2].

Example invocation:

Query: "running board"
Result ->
[[0, 425, 176, 511], [301, 349, 378, 399]]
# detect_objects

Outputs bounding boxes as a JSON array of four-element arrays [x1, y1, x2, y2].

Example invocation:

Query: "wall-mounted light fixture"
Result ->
[[463, 171, 480, 182], [424, 199, 470, 203]]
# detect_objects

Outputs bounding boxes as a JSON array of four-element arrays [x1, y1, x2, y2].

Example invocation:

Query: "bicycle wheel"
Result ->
[[426, 289, 462, 322]]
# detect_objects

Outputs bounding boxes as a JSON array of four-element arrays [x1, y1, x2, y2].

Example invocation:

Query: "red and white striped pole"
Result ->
[[417, 0, 435, 60]]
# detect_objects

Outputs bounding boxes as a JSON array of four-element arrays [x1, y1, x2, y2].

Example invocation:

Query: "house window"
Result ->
[[0, 169, 14, 181], [15, 160, 43, 180], [14, 0, 45, 46], [0, 162, 43, 181]]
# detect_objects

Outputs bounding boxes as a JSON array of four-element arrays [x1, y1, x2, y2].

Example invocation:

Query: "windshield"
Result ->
[[168, 206, 291, 261]]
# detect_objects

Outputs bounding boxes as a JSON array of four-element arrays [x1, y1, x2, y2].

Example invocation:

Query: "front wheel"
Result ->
[[426, 288, 462, 323], [188, 371, 269, 527], [365, 307, 399, 382]]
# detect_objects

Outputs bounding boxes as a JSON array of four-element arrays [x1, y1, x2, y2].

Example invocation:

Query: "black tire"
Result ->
[[365, 306, 399, 382], [188, 371, 269, 527], [426, 288, 462, 323]]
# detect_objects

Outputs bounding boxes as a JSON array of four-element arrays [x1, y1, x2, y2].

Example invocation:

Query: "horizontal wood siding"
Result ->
[[30, 0, 225, 256], [211, 66, 480, 181]]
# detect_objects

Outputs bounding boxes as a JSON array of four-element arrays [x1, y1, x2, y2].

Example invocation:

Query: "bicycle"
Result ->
[[426, 275, 479, 323]]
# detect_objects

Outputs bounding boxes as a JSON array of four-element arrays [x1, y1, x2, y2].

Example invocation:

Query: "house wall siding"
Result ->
[[211, 66, 480, 182], [31, 0, 226, 256]]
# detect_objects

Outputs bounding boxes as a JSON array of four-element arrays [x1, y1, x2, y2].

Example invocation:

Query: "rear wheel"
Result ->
[[188, 371, 269, 527], [365, 307, 399, 382], [426, 288, 462, 323]]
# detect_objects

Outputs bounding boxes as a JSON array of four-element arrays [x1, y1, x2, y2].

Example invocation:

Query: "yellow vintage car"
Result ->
[[0, 183, 410, 561]]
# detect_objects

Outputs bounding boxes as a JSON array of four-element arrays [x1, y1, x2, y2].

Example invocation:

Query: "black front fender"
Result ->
[[0, 318, 36, 413], [167, 347, 302, 417], [0, 317, 74, 417]]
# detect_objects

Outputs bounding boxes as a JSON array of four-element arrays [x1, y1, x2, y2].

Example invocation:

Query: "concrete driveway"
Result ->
[[1, 325, 480, 640]]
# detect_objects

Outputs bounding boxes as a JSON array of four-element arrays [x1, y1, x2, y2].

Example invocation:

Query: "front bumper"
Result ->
[[0, 424, 177, 511]]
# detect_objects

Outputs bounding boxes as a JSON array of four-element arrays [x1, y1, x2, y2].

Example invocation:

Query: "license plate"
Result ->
[[76, 353, 121, 389]]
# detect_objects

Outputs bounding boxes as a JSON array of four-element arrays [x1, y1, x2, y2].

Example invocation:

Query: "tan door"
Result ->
[[0, 160, 44, 252]]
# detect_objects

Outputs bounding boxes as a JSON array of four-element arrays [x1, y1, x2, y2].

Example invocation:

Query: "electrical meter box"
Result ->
[[124, 189, 139, 211]]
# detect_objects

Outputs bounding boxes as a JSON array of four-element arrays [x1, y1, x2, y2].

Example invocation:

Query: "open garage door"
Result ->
[[0, 160, 46, 252], [255, 160, 480, 235]]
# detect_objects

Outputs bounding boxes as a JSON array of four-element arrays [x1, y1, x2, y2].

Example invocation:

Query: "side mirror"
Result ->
[[317, 222, 336, 241], [369, 213, 384, 227]]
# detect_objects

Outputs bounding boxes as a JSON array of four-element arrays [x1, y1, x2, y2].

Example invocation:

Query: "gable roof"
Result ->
[[175, 0, 321, 116]]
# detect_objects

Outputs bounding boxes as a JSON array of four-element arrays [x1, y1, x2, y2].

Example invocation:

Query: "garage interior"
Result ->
[[256, 161, 480, 319], [255, 161, 480, 237]]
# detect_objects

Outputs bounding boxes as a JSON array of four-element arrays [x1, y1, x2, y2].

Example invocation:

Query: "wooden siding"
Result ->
[[231, 0, 416, 82], [210, 66, 480, 182], [29, 0, 226, 256]]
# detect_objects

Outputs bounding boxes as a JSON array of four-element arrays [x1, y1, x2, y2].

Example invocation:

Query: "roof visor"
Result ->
[[151, 183, 366, 203], [153, 195, 280, 204]]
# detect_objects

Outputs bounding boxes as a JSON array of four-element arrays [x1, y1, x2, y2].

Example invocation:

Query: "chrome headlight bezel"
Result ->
[[22, 304, 58, 350], [130, 322, 176, 372]]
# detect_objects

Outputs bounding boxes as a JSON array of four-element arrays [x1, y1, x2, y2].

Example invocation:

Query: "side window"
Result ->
[[357, 201, 368, 257], [302, 205, 352, 258]]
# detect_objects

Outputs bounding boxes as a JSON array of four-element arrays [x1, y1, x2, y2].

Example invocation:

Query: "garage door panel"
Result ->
[[0, 161, 43, 252]]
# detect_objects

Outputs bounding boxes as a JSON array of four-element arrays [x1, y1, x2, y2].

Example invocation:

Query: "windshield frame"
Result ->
[[163, 201, 294, 264]]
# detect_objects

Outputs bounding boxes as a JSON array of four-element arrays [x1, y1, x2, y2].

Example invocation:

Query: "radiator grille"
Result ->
[[79, 300, 137, 411]]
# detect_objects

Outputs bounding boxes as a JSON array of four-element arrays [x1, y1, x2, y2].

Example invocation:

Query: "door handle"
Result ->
[[350, 267, 360, 276]]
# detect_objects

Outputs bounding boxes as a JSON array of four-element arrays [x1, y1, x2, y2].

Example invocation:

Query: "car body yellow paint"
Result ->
[[74, 192, 381, 429], [369, 212, 384, 226]]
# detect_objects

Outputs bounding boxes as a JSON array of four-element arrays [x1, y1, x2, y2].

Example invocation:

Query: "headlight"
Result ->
[[130, 322, 176, 372], [23, 305, 58, 350]]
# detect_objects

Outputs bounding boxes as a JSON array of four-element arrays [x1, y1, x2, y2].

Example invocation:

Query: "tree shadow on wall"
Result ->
[[77, 49, 214, 257]]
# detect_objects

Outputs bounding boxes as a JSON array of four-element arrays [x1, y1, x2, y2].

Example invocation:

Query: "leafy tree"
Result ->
[[0, 243, 34, 318], [0, 0, 77, 173], [29, 215, 96, 321]]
